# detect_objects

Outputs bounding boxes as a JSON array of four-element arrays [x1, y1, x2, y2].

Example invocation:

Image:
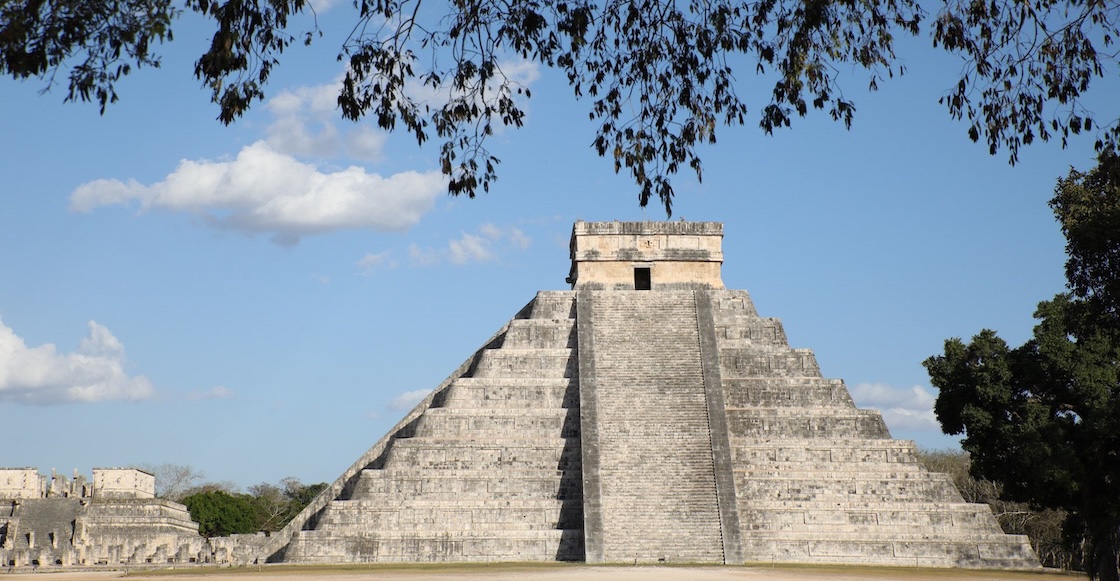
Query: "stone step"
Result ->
[[526, 292, 576, 321], [707, 291, 761, 317], [739, 503, 1002, 532], [720, 349, 822, 378], [450, 377, 578, 387], [316, 499, 580, 530], [736, 465, 924, 479], [741, 499, 995, 511], [735, 473, 963, 503], [284, 528, 584, 563], [352, 469, 582, 500], [722, 378, 855, 408], [729, 437, 919, 457], [414, 408, 579, 438], [740, 530, 1031, 543], [737, 471, 952, 484], [734, 459, 922, 472], [502, 320, 576, 349], [726, 408, 891, 439], [731, 445, 919, 466], [441, 379, 579, 409], [713, 319, 789, 347], [440, 394, 577, 409], [384, 438, 581, 471], [471, 349, 576, 379], [740, 535, 1036, 568]]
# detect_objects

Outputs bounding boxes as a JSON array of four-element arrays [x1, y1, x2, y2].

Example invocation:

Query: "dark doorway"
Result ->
[[634, 267, 651, 290]]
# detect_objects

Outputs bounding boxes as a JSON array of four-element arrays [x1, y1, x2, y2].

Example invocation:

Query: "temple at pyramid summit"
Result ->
[[249, 220, 1039, 567]]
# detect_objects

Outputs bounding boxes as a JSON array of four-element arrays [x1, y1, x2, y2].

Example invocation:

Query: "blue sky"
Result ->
[[1, 6, 1116, 489]]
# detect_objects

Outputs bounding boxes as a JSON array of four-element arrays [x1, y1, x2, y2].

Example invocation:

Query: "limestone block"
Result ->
[[443, 378, 579, 409], [726, 409, 891, 439], [526, 291, 576, 320], [502, 321, 577, 349], [720, 349, 822, 378], [92, 468, 155, 499], [414, 408, 574, 438], [0, 469, 43, 500], [722, 378, 854, 408], [472, 350, 577, 378]]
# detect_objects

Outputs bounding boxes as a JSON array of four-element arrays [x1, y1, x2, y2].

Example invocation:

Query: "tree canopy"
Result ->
[[180, 476, 328, 536], [925, 150, 1120, 581], [2, 0, 1118, 212], [1052, 148, 1120, 318], [182, 489, 260, 537]]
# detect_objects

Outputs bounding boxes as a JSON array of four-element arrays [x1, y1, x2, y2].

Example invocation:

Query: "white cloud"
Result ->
[[849, 382, 940, 432], [386, 389, 431, 411], [507, 228, 531, 250], [498, 59, 542, 88], [0, 319, 155, 405], [307, 0, 340, 13], [188, 386, 234, 400], [356, 251, 395, 275], [70, 141, 446, 246], [264, 81, 389, 162], [409, 224, 532, 266], [69, 64, 548, 245], [408, 243, 443, 267], [448, 233, 494, 265]]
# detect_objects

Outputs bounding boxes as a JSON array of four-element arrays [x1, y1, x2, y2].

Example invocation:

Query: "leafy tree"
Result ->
[[247, 477, 327, 532], [284, 477, 327, 510], [246, 482, 288, 532], [182, 489, 260, 537], [924, 150, 1120, 581], [1052, 148, 1120, 317], [3, 0, 1117, 212]]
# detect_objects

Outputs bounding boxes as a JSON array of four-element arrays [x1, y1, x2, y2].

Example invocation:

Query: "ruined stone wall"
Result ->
[[0, 469, 43, 500], [0, 469, 206, 569], [93, 468, 155, 499]]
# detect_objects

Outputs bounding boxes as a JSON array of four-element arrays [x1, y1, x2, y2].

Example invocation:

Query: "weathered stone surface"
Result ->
[[0, 468, 207, 568], [578, 290, 724, 564], [707, 289, 1036, 568], [276, 292, 585, 564], [566, 220, 724, 290]]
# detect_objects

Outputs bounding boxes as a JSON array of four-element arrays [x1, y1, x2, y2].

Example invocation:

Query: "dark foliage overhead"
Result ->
[[2, 0, 1118, 212]]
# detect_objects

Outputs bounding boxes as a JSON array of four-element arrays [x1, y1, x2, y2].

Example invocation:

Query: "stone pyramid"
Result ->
[[253, 221, 1038, 568]]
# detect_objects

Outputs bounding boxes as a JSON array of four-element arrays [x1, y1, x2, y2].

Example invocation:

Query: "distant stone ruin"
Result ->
[[249, 221, 1040, 568], [0, 467, 206, 567]]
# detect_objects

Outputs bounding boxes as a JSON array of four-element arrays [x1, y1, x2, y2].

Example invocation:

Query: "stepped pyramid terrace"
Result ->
[[246, 220, 1040, 568]]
